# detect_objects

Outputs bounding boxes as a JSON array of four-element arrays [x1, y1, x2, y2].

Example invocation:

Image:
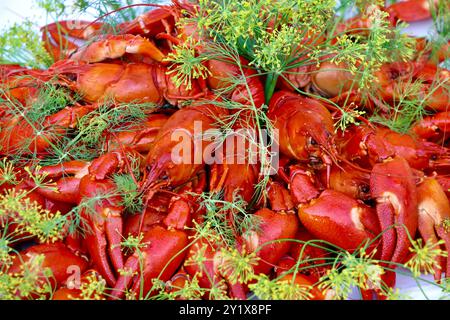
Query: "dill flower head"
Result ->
[[249, 274, 313, 300], [0, 254, 54, 300], [319, 249, 384, 300], [0, 189, 67, 243], [78, 272, 107, 300], [251, 25, 304, 74], [0, 20, 53, 69], [164, 38, 212, 90], [216, 246, 259, 285], [405, 239, 448, 278]]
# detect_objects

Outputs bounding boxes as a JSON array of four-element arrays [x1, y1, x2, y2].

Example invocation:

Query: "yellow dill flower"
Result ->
[[331, 7, 414, 89], [184, 241, 210, 272], [249, 274, 313, 300], [0, 158, 19, 187], [153, 275, 204, 300], [216, 246, 259, 285], [78, 273, 107, 300], [0, 254, 54, 300], [121, 232, 146, 252], [0, 20, 53, 69], [442, 218, 450, 233], [164, 38, 212, 90], [319, 249, 384, 299], [251, 25, 303, 74], [207, 279, 230, 300], [405, 239, 448, 278], [0, 238, 13, 267], [0, 189, 67, 243]]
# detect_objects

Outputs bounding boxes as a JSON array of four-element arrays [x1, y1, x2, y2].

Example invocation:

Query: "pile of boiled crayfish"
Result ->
[[0, 0, 449, 300]]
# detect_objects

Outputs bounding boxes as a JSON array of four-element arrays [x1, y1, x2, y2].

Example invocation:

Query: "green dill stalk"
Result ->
[[264, 73, 279, 104]]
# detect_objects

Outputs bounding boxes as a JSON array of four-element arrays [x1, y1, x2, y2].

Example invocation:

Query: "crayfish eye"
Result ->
[[360, 184, 370, 194], [390, 70, 400, 80], [309, 137, 318, 146], [309, 156, 323, 167]]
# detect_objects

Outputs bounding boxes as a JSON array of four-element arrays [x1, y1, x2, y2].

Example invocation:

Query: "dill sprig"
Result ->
[[0, 21, 53, 69], [319, 248, 385, 300], [164, 38, 212, 90], [78, 272, 107, 300], [40, 101, 153, 166], [77, 101, 150, 147], [404, 239, 448, 278], [216, 246, 259, 285], [193, 191, 259, 247], [369, 76, 449, 134], [249, 274, 314, 300], [26, 82, 79, 123], [0, 189, 67, 243], [0, 254, 54, 300], [331, 8, 415, 89], [72, 0, 139, 24], [114, 174, 143, 214]]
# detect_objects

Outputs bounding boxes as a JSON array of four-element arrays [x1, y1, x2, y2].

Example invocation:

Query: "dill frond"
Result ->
[[26, 82, 78, 123], [369, 76, 448, 134], [114, 174, 143, 214], [193, 191, 259, 247], [36, 0, 67, 17], [77, 101, 151, 147], [72, 0, 139, 24]]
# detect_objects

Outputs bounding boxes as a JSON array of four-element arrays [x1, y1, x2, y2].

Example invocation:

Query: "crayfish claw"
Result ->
[[417, 178, 450, 281], [371, 157, 418, 265]]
